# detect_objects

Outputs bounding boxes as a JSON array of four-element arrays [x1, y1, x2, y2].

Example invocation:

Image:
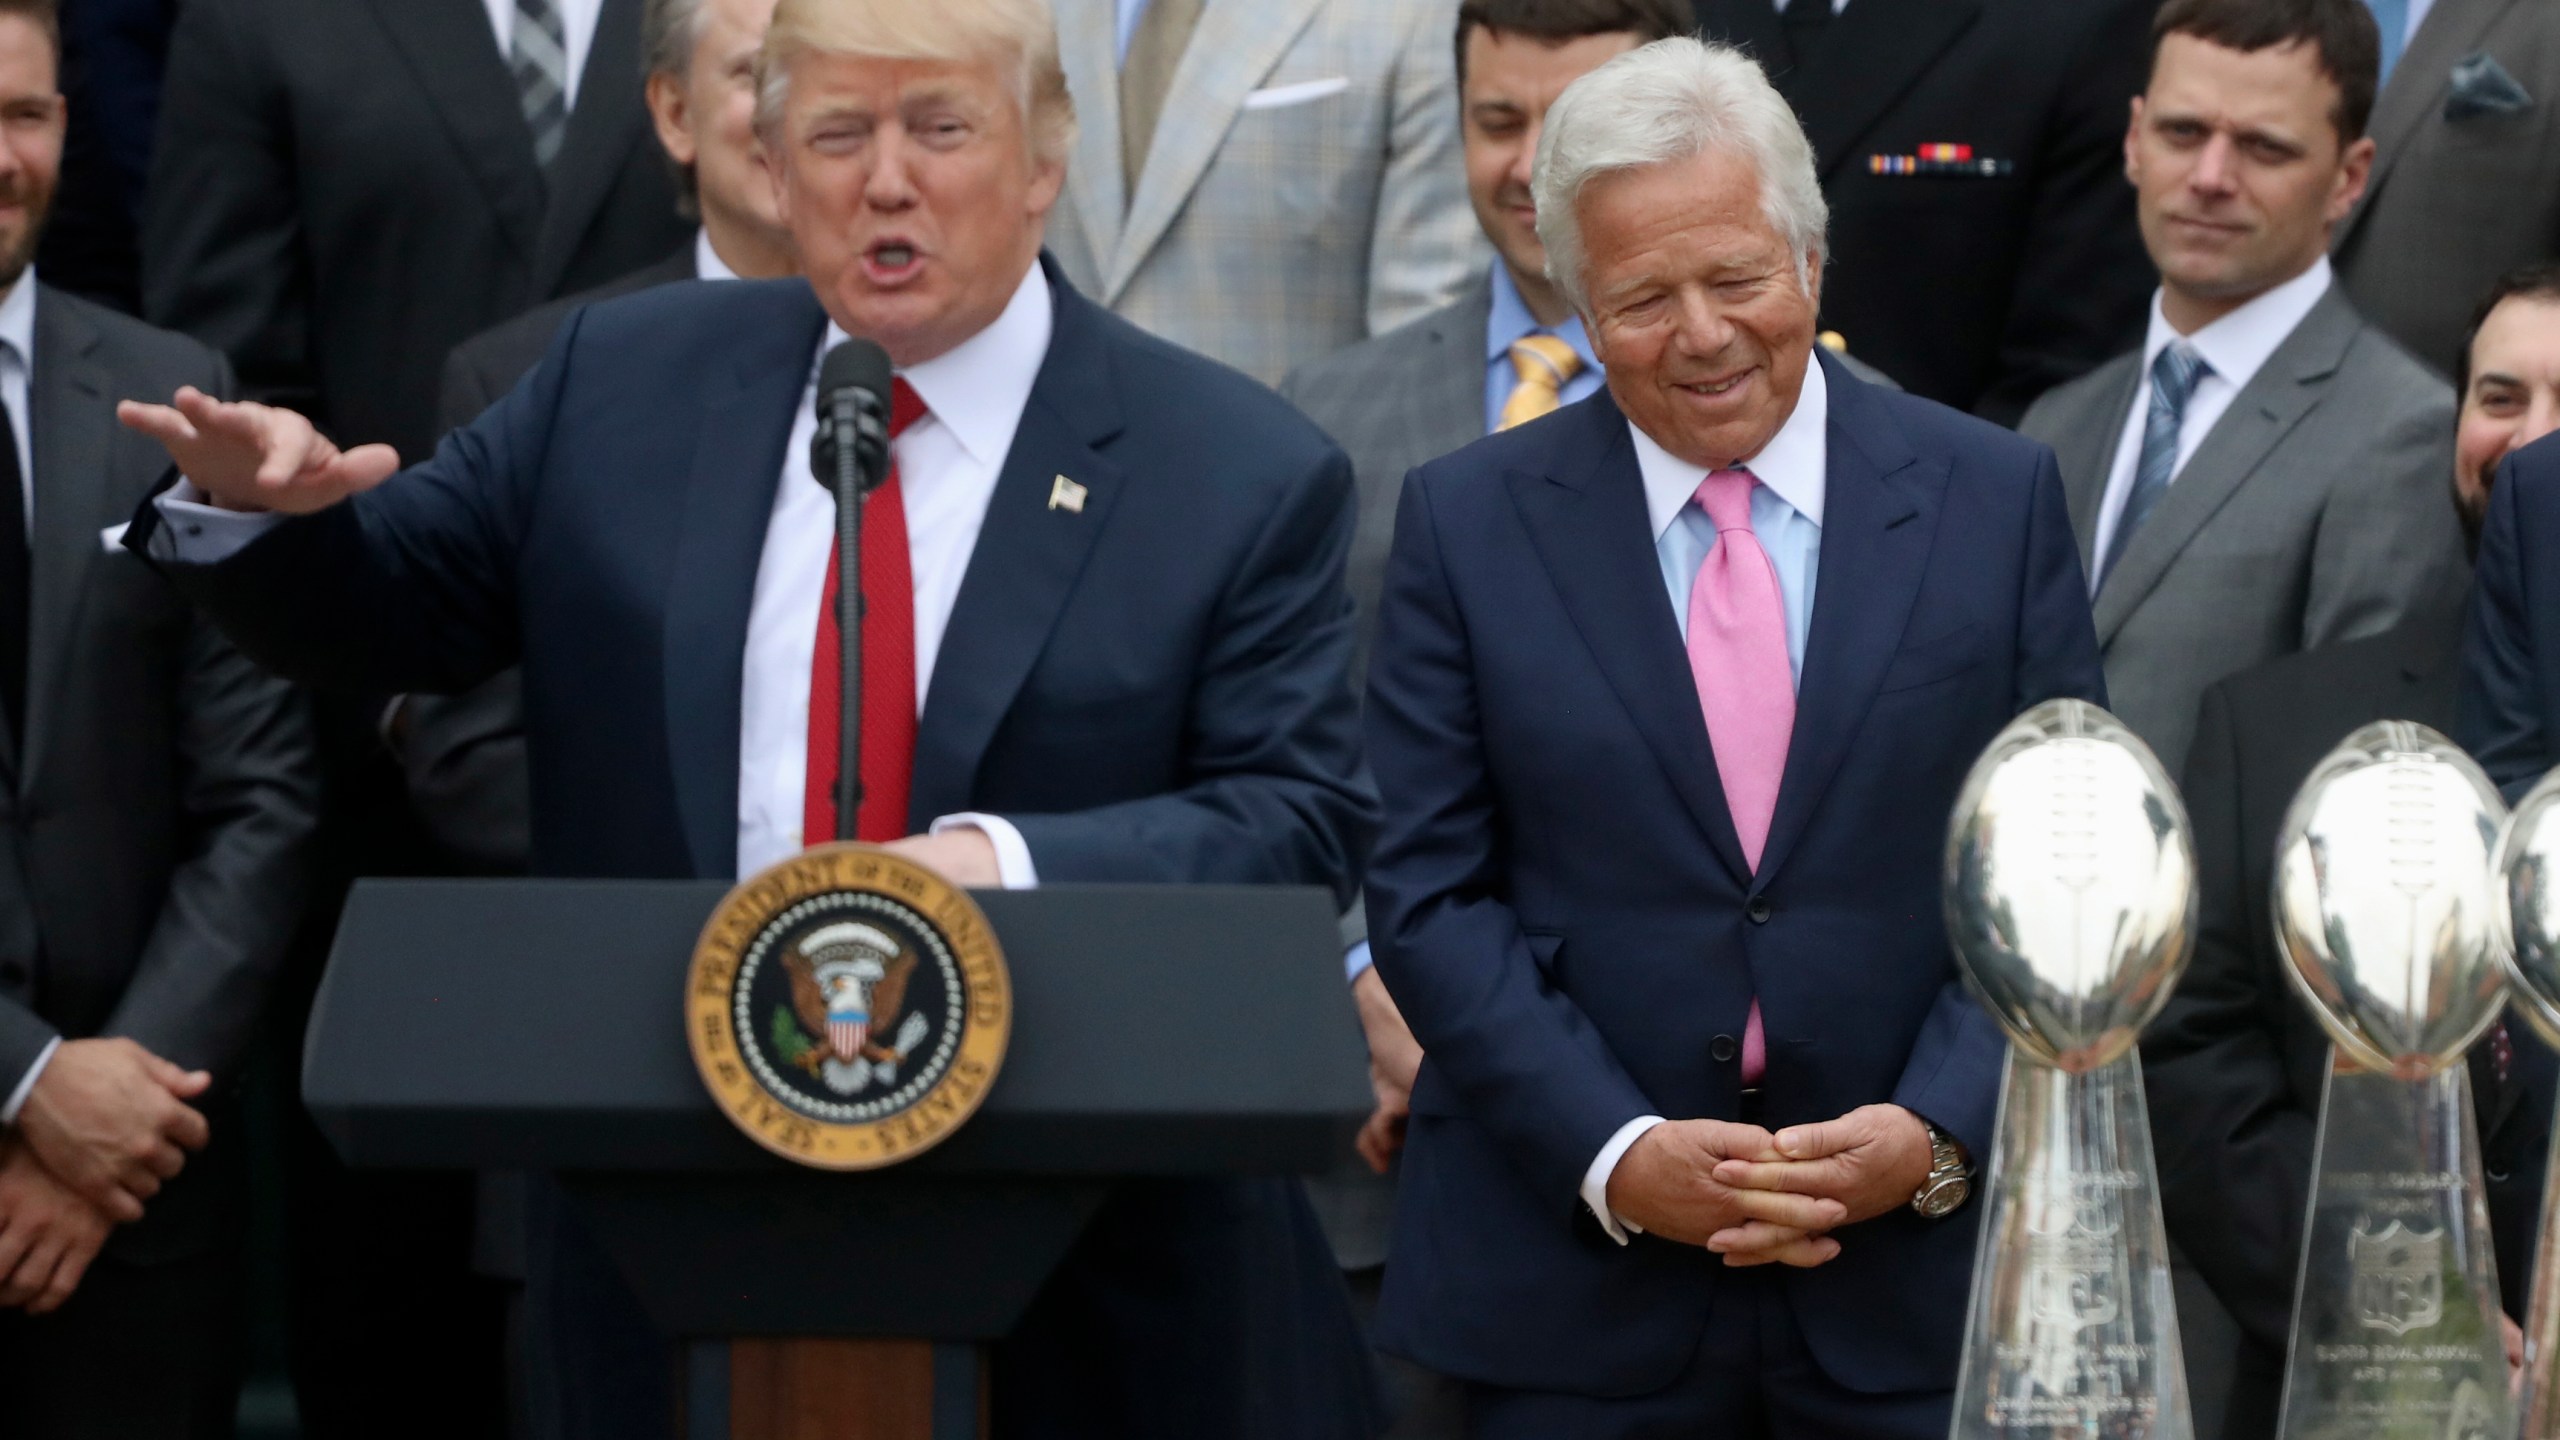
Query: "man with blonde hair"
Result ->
[[116, 0, 1380, 1436], [1361, 36, 2101, 1437]]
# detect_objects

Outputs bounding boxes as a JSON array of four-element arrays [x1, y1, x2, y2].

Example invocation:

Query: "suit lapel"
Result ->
[[661, 292, 827, 878], [529, 0, 651, 298], [19, 290, 111, 787], [2340, 0, 2523, 249], [1107, 0, 1328, 301], [1417, 280, 1493, 460], [2092, 289, 2358, 647], [1779, 0, 1984, 178], [909, 276, 1127, 827], [368, 0, 544, 265], [1057, 0, 1128, 273], [1506, 393, 1752, 885], [2057, 356, 2142, 579], [1754, 357, 1936, 885]]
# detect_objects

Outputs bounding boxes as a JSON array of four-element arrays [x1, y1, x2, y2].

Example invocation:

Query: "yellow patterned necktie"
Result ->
[[1498, 334, 1585, 431]]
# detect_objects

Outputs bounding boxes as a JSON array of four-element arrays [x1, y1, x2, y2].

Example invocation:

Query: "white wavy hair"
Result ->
[[1531, 37, 1828, 315]]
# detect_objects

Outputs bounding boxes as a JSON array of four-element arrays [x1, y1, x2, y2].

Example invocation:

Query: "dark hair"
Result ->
[[1454, 0, 1694, 86], [2151, 0, 2380, 143], [0, 0, 56, 61], [2457, 262, 2560, 397]]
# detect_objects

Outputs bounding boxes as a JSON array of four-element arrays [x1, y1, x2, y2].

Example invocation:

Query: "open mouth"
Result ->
[[1679, 371, 1753, 399], [862, 240, 924, 282]]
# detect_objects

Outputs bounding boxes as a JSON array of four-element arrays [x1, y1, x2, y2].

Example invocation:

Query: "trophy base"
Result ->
[[2275, 1065, 2510, 1440], [2520, 1107, 2560, 1437], [1949, 1050, 2192, 1439]]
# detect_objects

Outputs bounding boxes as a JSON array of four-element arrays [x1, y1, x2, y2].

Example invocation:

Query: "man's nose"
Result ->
[[865, 128, 921, 206], [1507, 120, 1542, 191], [2520, 391, 2560, 455], [2188, 133, 2239, 195]]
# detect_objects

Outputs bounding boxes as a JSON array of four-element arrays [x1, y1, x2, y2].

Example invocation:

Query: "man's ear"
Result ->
[[646, 69, 697, 170]]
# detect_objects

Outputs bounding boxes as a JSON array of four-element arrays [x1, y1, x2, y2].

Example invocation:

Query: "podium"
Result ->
[[302, 879, 1371, 1439]]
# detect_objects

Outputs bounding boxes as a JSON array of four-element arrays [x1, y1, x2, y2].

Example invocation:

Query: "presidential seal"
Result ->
[[686, 844, 1010, 1170]]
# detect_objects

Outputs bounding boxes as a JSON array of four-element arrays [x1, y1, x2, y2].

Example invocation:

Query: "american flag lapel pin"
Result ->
[[1048, 475, 1088, 513]]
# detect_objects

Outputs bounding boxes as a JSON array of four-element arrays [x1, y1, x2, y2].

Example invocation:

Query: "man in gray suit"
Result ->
[[0, 4, 318, 1432], [2334, 0, 2560, 378], [2020, 0, 2465, 779], [1048, 0, 1485, 385], [1278, 3, 1689, 1434]]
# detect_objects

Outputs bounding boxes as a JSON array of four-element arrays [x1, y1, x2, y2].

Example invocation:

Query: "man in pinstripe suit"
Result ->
[[1046, 0, 1487, 385]]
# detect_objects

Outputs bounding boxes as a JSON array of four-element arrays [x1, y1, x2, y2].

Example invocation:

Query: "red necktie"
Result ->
[[803, 378, 925, 846]]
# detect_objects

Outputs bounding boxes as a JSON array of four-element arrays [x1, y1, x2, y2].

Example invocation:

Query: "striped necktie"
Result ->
[[512, 0, 572, 167], [1498, 335, 1583, 431], [2098, 340, 2209, 591]]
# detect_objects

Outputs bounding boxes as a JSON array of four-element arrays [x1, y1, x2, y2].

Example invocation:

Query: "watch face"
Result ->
[[1917, 1175, 1969, 1218]]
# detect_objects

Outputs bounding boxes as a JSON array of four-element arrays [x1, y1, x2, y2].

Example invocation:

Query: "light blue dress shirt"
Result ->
[[1115, 0, 1150, 64], [1483, 264, 1604, 434]]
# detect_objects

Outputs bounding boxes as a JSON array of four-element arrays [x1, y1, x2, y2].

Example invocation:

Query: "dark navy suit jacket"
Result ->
[[128, 260, 1374, 894], [2461, 430, 2560, 803], [1363, 354, 2104, 1398]]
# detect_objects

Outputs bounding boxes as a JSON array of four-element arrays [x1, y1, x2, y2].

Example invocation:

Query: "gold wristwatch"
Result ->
[[1910, 1118, 1971, 1219]]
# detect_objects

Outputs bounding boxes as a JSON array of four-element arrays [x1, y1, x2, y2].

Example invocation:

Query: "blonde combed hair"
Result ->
[[754, 0, 1076, 164]]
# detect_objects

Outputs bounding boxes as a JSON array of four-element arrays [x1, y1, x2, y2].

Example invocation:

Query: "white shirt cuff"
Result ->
[[1345, 940, 1374, 982], [3, 1036, 61, 1125], [150, 481, 286, 563], [1582, 1115, 1667, 1245], [930, 813, 1038, 889]]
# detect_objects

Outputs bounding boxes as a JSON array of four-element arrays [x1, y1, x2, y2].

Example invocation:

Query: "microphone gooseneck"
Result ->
[[811, 339, 896, 844]]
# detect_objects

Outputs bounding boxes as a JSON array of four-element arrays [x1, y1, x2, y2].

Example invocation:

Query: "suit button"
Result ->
[[1710, 1034, 1739, 1063], [1746, 897, 1773, 924]]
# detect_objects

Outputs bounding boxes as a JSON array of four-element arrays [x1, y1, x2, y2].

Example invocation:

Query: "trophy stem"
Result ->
[[1949, 1048, 2192, 1439], [2275, 1065, 2509, 1440], [2516, 1122, 2560, 1437]]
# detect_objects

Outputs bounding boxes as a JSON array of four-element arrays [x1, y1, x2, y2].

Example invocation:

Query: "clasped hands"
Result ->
[[0, 1038, 211, 1315], [1604, 1103, 1935, 1268]]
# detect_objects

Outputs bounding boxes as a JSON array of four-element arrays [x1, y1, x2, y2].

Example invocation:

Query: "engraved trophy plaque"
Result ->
[[2273, 721, 2511, 1440], [2494, 766, 2560, 1438], [1943, 699, 2197, 1439]]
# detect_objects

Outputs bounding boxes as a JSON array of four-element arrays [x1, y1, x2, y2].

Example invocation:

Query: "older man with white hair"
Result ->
[[113, 0, 1380, 1437], [1360, 37, 2104, 1437]]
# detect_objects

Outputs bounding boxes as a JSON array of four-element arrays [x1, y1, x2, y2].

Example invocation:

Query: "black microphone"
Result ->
[[810, 339, 896, 843]]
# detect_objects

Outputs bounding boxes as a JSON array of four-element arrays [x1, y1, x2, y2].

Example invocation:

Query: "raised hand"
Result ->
[[0, 1140, 112, 1314], [116, 386, 398, 515], [1605, 1118, 1844, 1266], [15, 1037, 211, 1222]]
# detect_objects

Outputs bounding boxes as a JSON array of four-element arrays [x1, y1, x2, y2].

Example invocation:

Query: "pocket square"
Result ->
[[1241, 76, 1349, 111], [98, 522, 128, 553], [2446, 51, 2533, 122]]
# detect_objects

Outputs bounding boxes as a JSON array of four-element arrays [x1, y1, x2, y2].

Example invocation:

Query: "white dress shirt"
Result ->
[[477, 0, 603, 110], [151, 263, 1058, 888], [1581, 360, 1831, 1245], [1771, 0, 1853, 12], [0, 270, 45, 1125], [2088, 258, 2334, 586], [735, 264, 1052, 878], [694, 228, 734, 282]]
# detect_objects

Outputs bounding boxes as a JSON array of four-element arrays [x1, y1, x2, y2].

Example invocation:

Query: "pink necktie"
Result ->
[[1687, 468, 1793, 1087]]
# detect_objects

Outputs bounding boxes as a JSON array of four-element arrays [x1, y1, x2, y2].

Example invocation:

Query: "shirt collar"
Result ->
[[1484, 262, 1598, 376], [2142, 256, 2332, 395], [694, 229, 735, 282], [1633, 355, 1829, 539], [0, 267, 36, 371], [807, 260, 1054, 469]]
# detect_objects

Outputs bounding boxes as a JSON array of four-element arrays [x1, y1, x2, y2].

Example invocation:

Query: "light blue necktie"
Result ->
[[2364, 0, 2409, 82], [2099, 341, 2210, 590]]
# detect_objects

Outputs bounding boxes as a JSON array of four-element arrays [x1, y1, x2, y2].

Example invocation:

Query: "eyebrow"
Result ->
[[2472, 370, 2527, 390]]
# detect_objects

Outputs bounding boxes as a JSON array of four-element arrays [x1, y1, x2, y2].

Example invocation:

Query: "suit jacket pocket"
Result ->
[[1877, 622, 1985, 694]]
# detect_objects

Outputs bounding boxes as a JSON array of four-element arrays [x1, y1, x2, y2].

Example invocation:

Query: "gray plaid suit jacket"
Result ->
[[2019, 284, 2468, 776], [1048, 0, 1485, 385], [2333, 0, 2560, 377]]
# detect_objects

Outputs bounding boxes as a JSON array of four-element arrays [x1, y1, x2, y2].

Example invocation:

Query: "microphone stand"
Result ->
[[830, 388, 868, 844]]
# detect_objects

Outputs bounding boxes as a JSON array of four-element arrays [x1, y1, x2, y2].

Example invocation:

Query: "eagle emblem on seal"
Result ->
[[780, 921, 932, 1095]]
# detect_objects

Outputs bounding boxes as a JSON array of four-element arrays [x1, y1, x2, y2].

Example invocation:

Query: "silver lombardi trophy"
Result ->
[[2494, 766, 2560, 1438], [2273, 721, 2511, 1440], [1943, 698, 2197, 1439]]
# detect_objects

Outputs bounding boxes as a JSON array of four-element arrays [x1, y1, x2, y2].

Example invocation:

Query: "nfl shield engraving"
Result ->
[[1943, 699, 2196, 1439], [2273, 722, 2511, 1440], [2495, 769, 2560, 1438]]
